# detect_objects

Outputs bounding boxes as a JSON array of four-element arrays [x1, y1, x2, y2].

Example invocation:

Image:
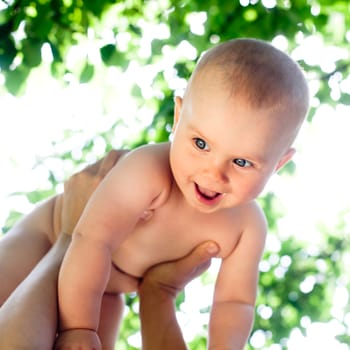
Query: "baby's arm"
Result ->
[[208, 205, 267, 350], [56, 146, 169, 345]]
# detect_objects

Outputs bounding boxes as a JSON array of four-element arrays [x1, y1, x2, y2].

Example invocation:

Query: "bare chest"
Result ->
[[112, 199, 243, 277]]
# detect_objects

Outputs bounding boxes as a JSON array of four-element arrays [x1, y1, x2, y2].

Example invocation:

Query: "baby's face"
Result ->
[[170, 70, 295, 213]]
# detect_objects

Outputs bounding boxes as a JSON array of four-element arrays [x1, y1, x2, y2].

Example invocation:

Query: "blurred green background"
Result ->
[[1, 0, 350, 349]]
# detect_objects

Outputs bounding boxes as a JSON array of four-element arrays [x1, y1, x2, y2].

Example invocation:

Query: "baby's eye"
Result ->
[[194, 138, 209, 150], [233, 159, 253, 168]]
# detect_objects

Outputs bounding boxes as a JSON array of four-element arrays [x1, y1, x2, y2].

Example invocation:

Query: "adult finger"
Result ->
[[98, 149, 129, 177], [82, 149, 128, 177], [173, 241, 220, 282]]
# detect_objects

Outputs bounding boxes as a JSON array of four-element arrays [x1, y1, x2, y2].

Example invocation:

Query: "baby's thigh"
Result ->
[[0, 198, 55, 304]]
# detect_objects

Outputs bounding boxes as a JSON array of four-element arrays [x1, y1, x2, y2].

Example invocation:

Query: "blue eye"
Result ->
[[194, 138, 208, 150], [233, 159, 252, 168]]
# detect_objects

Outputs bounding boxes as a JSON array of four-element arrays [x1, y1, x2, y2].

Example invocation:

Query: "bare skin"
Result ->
[[56, 39, 308, 349], [1, 39, 309, 350], [0, 150, 127, 349], [0, 149, 219, 350], [139, 240, 220, 350], [54, 241, 221, 350]]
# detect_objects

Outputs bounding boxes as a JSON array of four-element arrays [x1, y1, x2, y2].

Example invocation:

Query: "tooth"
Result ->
[[199, 186, 216, 198]]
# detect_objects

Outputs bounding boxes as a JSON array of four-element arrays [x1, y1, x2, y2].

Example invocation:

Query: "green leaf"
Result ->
[[175, 290, 185, 308], [79, 62, 94, 83], [22, 39, 42, 68], [83, 0, 108, 17], [0, 37, 16, 69], [100, 44, 128, 68], [4, 66, 30, 95], [278, 159, 296, 176], [2, 211, 24, 234], [25, 189, 56, 204]]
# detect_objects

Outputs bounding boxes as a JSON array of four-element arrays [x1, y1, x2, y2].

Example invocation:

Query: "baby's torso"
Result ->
[[108, 187, 247, 294]]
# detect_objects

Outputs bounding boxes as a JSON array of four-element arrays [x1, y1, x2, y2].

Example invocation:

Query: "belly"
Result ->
[[109, 222, 238, 289], [106, 205, 241, 294], [111, 229, 192, 279], [106, 227, 189, 294]]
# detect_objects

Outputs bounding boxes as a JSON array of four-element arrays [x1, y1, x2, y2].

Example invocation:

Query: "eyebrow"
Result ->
[[187, 122, 207, 140], [187, 121, 269, 165]]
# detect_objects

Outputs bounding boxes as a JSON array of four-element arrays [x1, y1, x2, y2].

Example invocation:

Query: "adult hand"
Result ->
[[138, 241, 220, 350], [140, 241, 220, 297], [57, 150, 128, 236]]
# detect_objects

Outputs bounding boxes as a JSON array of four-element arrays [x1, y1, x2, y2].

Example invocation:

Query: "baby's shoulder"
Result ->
[[243, 200, 266, 221], [118, 142, 170, 173], [124, 142, 170, 166], [119, 142, 172, 190], [227, 200, 267, 235]]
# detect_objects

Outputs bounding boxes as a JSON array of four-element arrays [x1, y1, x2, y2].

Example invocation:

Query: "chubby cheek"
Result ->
[[170, 147, 190, 184], [236, 177, 268, 202], [171, 140, 195, 174], [174, 156, 193, 182]]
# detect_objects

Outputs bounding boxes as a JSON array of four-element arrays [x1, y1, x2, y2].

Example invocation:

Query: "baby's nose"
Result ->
[[203, 165, 229, 184]]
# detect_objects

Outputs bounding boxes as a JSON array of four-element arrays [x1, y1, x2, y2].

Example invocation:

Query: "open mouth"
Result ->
[[195, 183, 222, 202]]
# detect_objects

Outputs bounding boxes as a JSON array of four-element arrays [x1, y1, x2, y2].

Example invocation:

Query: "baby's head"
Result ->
[[170, 38, 309, 211], [185, 38, 309, 146]]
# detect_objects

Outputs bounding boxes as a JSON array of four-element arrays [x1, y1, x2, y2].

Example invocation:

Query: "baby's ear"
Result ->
[[173, 96, 183, 131], [275, 148, 295, 172]]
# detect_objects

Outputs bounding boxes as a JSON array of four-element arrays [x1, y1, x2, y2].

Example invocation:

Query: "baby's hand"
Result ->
[[54, 329, 101, 350]]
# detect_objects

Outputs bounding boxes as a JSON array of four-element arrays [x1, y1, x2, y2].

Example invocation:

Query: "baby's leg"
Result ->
[[0, 196, 57, 304]]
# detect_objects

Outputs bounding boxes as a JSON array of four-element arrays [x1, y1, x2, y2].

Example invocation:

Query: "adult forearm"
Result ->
[[139, 284, 188, 350], [0, 233, 71, 350]]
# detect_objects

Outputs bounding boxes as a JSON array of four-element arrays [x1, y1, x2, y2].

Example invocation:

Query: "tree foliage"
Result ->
[[1, 0, 350, 348]]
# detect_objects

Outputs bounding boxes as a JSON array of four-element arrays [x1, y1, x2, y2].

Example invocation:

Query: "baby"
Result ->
[[55, 38, 309, 349]]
